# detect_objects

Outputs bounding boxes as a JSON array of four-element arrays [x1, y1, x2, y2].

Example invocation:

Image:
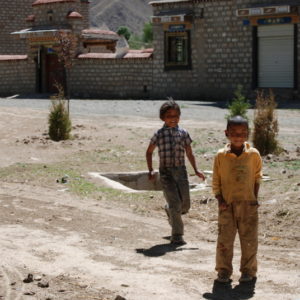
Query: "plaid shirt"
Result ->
[[150, 125, 192, 167]]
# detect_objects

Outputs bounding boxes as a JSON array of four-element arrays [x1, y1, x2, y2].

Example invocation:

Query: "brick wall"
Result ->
[[71, 58, 153, 99], [0, 0, 89, 55], [33, 1, 89, 29], [151, 2, 199, 99], [0, 0, 299, 100], [200, 0, 253, 99], [151, 0, 300, 100], [0, 0, 32, 54], [152, 0, 253, 100], [0, 56, 153, 99], [0, 56, 35, 96]]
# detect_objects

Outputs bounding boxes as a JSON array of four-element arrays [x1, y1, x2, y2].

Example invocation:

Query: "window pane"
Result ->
[[165, 32, 189, 67]]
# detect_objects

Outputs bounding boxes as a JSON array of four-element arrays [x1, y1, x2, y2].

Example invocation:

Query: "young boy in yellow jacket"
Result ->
[[212, 115, 262, 283]]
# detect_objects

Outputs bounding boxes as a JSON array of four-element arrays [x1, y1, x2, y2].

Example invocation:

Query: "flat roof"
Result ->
[[149, 0, 191, 5], [11, 26, 71, 37], [78, 49, 153, 60], [32, 0, 76, 6], [0, 55, 28, 61]]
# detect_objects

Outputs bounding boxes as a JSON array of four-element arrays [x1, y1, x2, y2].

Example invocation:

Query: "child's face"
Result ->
[[225, 124, 249, 149], [162, 108, 180, 128]]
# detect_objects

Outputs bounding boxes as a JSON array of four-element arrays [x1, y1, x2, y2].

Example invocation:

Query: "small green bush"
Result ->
[[252, 90, 281, 156], [143, 22, 153, 43], [117, 26, 131, 41], [48, 84, 72, 141], [226, 85, 251, 120]]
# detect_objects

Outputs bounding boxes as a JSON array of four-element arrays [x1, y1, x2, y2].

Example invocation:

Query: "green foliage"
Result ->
[[226, 85, 251, 120], [143, 22, 153, 43], [48, 84, 72, 141], [252, 90, 281, 156], [128, 22, 153, 49], [117, 26, 131, 41], [128, 34, 143, 49]]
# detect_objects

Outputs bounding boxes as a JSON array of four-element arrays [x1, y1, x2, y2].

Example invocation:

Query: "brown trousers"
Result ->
[[216, 201, 258, 277]]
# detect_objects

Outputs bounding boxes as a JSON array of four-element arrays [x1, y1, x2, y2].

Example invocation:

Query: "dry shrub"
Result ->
[[252, 89, 281, 156], [48, 84, 72, 141]]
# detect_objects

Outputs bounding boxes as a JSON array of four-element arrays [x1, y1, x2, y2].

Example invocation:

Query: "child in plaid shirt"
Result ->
[[146, 100, 205, 245]]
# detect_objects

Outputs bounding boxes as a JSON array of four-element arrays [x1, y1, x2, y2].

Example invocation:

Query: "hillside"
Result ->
[[89, 0, 153, 34]]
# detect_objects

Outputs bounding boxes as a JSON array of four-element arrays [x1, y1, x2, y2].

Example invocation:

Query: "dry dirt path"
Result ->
[[0, 182, 299, 300]]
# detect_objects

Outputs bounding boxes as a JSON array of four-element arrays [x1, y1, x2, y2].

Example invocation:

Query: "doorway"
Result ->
[[258, 24, 294, 88], [45, 52, 66, 93]]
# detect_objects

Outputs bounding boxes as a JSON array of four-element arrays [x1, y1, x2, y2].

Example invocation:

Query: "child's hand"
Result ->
[[216, 195, 228, 211], [148, 170, 156, 181], [219, 201, 229, 211], [195, 170, 205, 181]]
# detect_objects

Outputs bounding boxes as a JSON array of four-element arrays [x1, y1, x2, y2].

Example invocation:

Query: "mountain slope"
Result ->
[[89, 0, 153, 34]]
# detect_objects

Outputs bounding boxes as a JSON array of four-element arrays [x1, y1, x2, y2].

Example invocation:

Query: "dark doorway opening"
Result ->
[[36, 47, 66, 94], [45, 52, 66, 93]]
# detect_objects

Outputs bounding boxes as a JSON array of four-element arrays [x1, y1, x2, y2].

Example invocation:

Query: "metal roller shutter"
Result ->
[[258, 24, 294, 88]]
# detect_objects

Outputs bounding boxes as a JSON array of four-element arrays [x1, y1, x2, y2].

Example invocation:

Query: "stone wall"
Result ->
[[71, 58, 153, 99], [0, 56, 35, 96], [0, 0, 299, 101], [0, 0, 32, 54], [0, 0, 89, 55], [151, 0, 250, 100], [200, 0, 253, 99], [151, 0, 300, 100], [32, 1, 89, 29], [0, 56, 153, 99], [151, 1, 199, 99]]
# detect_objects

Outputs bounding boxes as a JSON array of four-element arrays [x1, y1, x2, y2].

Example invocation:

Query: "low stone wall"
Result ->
[[71, 57, 153, 99], [0, 56, 35, 97]]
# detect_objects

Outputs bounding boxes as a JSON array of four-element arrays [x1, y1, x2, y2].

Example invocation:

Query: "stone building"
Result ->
[[0, 0, 153, 97], [0, 0, 300, 101], [150, 0, 300, 100]]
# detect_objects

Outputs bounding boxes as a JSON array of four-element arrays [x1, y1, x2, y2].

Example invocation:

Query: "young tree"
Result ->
[[226, 85, 251, 120], [54, 31, 78, 115], [48, 83, 72, 141]]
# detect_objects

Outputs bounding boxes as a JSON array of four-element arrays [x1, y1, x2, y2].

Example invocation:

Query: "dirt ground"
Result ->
[[0, 100, 299, 300]]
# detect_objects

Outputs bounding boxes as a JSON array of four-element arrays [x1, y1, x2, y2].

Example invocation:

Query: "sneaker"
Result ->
[[170, 235, 186, 246], [216, 273, 230, 283], [239, 273, 253, 283]]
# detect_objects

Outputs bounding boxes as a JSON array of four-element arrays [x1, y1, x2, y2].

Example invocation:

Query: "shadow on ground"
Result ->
[[188, 101, 228, 109], [203, 278, 256, 300], [136, 238, 199, 257], [188, 100, 300, 110]]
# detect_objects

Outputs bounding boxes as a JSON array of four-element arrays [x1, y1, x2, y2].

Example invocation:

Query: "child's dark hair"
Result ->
[[159, 99, 181, 120], [227, 115, 249, 130]]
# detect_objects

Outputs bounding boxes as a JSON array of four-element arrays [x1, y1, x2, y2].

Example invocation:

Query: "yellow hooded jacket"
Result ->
[[212, 142, 262, 203]]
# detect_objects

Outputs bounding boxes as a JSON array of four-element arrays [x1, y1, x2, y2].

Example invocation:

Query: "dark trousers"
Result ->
[[159, 166, 190, 236]]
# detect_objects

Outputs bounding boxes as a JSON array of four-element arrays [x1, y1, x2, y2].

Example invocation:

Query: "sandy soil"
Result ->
[[0, 101, 299, 300]]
